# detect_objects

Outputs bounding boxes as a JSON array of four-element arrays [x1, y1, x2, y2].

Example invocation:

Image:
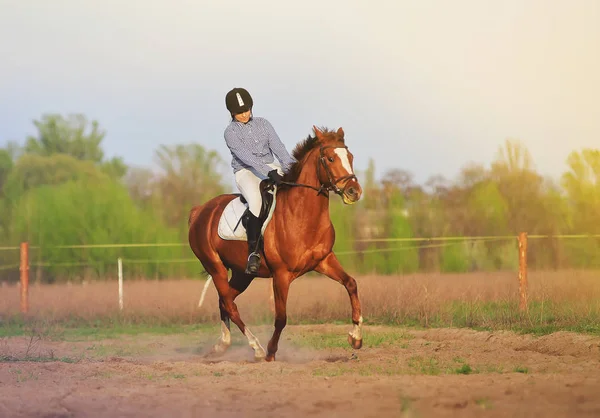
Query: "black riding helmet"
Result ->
[[225, 87, 253, 115]]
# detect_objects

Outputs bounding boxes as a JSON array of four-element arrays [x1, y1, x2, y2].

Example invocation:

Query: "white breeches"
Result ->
[[235, 163, 282, 217]]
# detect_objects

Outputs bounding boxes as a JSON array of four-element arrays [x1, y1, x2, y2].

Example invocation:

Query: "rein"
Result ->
[[277, 145, 356, 197]]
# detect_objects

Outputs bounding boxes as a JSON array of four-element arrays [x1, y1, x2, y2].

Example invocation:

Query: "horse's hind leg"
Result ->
[[315, 253, 363, 349], [212, 268, 266, 360], [211, 269, 256, 354], [213, 293, 232, 354], [230, 270, 267, 359]]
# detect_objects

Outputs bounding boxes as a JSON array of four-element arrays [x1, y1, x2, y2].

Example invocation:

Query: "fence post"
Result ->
[[518, 232, 528, 312], [19, 242, 29, 314], [118, 258, 123, 311]]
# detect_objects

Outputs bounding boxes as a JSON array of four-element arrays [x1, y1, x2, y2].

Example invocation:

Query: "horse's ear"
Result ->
[[337, 127, 345, 138], [313, 125, 323, 140]]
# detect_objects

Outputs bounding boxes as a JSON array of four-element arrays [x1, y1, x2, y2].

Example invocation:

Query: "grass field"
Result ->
[[1, 269, 599, 336]]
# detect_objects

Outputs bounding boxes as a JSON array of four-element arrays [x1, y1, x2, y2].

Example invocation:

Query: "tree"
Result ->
[[490, 138, 546, 234], [124, 166, 157, 208], [100, 156, 128, 179], [153, 143, 230, 229], [0, 148, 13, 194], [9, 178, 187, 283], [457, 162, 488, 189], [23, 113, 127, 180], [466, 181, 509, 237], [382, 182, 419, 273], [3, 153, 109, 202], [25, 114, 105, 162], [562, 148, 600, 233], [0, 148, 14, 239], [382, 168, 416, 201], [560, 149, 600, 268]]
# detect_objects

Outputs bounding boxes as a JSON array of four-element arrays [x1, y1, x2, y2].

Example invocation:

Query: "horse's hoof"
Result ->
[[348, 333, 363, 350], [265, 354, 276, 362], [254, 348, 266, 362], [211, 343, 229, 355]]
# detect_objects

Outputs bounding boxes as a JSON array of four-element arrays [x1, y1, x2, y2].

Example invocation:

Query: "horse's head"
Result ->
[[312, 126, 362, 204]]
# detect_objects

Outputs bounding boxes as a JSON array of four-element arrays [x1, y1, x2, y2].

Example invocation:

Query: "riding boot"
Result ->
[[245, 213, 263, 275]]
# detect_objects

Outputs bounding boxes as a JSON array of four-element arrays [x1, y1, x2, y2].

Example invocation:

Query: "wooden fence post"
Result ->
[[118, 258, 124, 311], [20, 242, 29, 314], [518, 232, 528, 312]]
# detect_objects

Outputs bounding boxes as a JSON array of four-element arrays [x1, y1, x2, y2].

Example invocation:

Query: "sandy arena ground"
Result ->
[[1, 324, 600, 418]]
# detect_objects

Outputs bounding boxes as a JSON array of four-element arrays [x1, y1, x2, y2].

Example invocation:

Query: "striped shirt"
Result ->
[[224, 116, 296, 178]]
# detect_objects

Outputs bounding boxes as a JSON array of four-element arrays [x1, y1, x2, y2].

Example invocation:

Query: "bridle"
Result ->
[[279, 145, 357, 197]]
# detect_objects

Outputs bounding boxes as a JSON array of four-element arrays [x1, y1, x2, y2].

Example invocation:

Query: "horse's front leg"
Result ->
[[265, 270, 292, 362], [315, 252, 363, 349]]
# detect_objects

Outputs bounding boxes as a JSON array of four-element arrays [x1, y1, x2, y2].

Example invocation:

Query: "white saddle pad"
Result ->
[[217, 187, 278, 241]]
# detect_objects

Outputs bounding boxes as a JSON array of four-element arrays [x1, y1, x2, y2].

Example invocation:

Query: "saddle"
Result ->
[[217, 179, 278, 242]]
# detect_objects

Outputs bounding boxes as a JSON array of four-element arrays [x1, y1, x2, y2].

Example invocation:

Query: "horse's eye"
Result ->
[[328, 157, 335, 162]]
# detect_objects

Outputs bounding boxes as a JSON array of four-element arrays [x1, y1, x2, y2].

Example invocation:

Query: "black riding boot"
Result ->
[[245, 213, 263, 275]]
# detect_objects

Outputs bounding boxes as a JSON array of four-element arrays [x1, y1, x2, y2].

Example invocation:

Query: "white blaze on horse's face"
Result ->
[[334, 148, 354, 175]]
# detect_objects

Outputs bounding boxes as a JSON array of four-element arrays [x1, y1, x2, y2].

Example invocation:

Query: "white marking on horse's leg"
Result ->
[[349, 315, 363, 340], [198, 275, 213, 308], [244, 327, 266, 360], [334, 148, 354, 175], [213, 320, 231, 353]]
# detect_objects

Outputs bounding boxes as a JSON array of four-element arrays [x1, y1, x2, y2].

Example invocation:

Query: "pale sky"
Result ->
[[1, 0, 598, 187]]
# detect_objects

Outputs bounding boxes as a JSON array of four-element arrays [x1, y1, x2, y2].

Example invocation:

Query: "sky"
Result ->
[[1, 0, 599, 187]]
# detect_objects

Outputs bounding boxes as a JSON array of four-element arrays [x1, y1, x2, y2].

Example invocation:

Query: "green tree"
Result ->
[[330, 197, 359, 273], [124, 166, 157, 208], [153, 143, 230, 231], [490, 138, 546, 234], [381, 182, 419, 273], [562, 149, 600, 233], [356, 159, 387, 273], [561, 148, 600, 268], [467, 181, 509, 237], [0, 148, 14, 240], [25, 114, 105, 162], [23, 113, 127, 180], [10, 178, 187, 283], [3, 153, 109, 202], [0, 148, 13, 195]]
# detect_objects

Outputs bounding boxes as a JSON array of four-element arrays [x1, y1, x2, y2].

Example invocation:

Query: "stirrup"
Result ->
[[245, 252, 261, 274]]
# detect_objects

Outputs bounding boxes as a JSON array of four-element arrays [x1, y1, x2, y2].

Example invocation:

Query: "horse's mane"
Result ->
[[282, 127, 344, 184]]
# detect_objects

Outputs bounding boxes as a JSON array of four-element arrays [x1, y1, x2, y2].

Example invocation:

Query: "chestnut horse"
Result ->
[[188, 126, 363, 361]]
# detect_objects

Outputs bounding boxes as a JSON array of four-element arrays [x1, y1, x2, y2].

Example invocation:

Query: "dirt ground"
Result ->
[[1, 324, 599, 418]]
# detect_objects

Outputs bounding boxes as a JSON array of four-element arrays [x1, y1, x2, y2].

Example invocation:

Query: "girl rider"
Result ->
[[223, 87, 296, 274]]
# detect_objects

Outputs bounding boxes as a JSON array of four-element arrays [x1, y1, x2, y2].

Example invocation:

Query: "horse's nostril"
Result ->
[[348, 187, 356, 196]]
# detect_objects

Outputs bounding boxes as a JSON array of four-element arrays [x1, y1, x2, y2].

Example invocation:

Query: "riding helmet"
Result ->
[[225, 88, 253, 115]]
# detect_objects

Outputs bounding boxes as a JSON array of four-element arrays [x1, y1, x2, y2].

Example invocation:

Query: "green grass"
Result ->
[[514, 366, 529, 374], [0, 316, 219, 340], [365, 300, 600, 337], [1, 299, 598, 340], [309, 351, 499, 378]]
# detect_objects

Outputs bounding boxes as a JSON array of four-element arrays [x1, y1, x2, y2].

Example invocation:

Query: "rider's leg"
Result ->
[[234, 169, 264, 274]]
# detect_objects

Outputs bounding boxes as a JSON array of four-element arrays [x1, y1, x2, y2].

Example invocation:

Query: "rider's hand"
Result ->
[[268, 169, 284, 185]]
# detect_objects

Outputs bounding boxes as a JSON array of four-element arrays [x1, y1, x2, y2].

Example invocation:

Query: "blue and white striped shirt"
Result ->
[[224, 116, 296, 178]]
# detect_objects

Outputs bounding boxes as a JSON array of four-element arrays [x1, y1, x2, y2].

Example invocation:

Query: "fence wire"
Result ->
[[1, 233, 599, 280]]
